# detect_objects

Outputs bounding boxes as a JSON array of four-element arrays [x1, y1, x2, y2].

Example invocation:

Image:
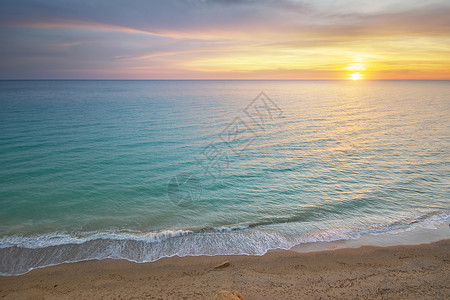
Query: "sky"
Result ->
[[1, 0, 450, 80]]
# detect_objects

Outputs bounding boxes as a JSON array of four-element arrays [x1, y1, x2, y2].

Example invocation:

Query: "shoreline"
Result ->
[[0, 221, 448, 277], [290, 222, 450, 253], [1, 239, 449, 299]]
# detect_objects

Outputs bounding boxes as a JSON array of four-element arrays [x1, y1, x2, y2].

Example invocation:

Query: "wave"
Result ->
[[0, 229, 195, 249], [0, 212, 448, 276]]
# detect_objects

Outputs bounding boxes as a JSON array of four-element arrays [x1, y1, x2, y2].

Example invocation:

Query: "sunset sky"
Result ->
[[1, 0, 450, 80]]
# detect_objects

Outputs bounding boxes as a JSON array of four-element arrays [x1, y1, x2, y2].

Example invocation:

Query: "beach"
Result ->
[[1, 0, 450, 298], [0, 80, 449, 299], [1, 239, 448, 299]]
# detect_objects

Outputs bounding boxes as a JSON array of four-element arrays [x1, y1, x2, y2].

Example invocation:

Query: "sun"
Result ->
[[349, 72, 363, 80]]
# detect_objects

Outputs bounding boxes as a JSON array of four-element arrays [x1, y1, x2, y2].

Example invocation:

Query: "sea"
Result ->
[[0, 80, 449, 275]]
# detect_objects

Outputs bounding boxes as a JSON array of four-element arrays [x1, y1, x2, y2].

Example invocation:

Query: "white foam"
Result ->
[[0, 229, 194, 249], [213, 225, 249, 232], [0, 212, 448, 276]]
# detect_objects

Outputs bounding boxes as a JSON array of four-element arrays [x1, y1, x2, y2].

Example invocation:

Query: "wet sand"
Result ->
[[1, 239, 449, 299]]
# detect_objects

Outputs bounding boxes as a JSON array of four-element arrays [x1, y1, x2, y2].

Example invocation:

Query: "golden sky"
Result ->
[[1, 0, 450, 79]]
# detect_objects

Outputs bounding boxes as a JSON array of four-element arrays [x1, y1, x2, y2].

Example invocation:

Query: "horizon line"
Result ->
[[1, 79, 450, 81]]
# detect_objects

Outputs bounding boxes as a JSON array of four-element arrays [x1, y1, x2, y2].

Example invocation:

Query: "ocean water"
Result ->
[[0, 80, 449, 275]]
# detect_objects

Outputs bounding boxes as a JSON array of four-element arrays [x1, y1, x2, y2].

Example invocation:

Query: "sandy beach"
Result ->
[[2, 0, 450, 298], [1, 239, 448, 300]]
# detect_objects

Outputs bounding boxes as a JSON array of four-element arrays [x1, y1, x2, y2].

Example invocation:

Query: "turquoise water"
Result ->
[[0, 80, 449, 275]]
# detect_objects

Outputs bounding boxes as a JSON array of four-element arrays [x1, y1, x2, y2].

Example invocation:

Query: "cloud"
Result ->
[[0, 0, 308, 37], [0, 0, 449, 79], [1, 0, 449, 38]]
